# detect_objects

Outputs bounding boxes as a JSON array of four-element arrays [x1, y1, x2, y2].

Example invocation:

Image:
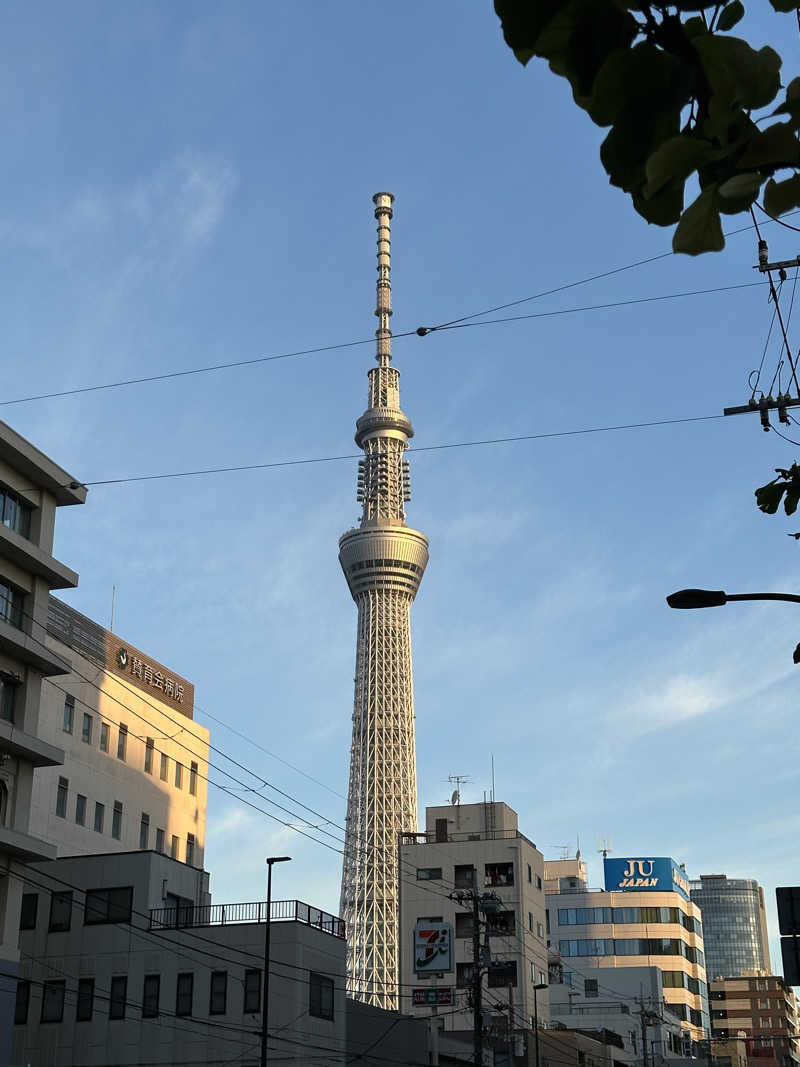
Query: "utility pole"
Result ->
[[472, 874, 482, 1066]]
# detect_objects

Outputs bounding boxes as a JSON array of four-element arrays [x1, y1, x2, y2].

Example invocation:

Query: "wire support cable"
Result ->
[[750, 207, 800, 396]]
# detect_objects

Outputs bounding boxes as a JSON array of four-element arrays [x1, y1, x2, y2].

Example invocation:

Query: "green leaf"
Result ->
[[673, 185, 724, 254], [737, 122, 800, 168], [764, 174, 800, 216], [772, 77, 800, 126], [694, 35, 782, 111], [494, 0, 567, 64], [718, 172, 762, 198], [588, 43, 690, 127], [768, 0, 797, 10], [717, 0, 744, 29], [786, 486, 800, 516], [633, 180, 684, 225], [755, 480, 786, 515], [683, 15, 707, 36], [601, 108, 680, 192], [644, 135, 714, 198]]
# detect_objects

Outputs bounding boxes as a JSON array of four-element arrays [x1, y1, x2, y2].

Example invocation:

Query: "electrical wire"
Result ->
[[750, 207, 800, 395], [755, 201, 800, 236], [74, 412, 725, 488]]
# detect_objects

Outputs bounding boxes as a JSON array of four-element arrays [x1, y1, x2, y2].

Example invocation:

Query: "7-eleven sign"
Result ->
[[414, 922, 453, 974]]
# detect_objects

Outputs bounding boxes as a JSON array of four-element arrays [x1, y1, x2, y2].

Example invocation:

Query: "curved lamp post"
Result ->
[[666, 588, 800, 661], [261, 856, 291, 1067]]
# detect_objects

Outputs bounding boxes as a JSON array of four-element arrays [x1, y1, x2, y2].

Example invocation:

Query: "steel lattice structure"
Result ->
[[338, 193, 428, 1009]]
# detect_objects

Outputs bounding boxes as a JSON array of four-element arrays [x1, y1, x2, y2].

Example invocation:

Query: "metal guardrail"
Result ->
[[149, 898, 345, 938]]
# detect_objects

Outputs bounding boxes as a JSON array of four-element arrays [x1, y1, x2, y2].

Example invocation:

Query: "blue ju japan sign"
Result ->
[[603, 857, 691, 900]]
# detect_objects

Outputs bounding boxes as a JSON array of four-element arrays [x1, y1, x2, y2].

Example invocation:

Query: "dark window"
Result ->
[[20, 893, 38, 930], [41, 981, 65, 1022], [485, 862, 514, 888], [0, 485, 32, 538], [14, 980, 30, 1024], [454, 864, 475, 889], [435, 818, 448, 842], [186, 833, 195, 866], [144, 738, 154, 774], [99, 722, 109, 752], [309, 972, 334, 1020], [417, 867, 442, 881], [176, 972, 193, 1017], [456, 962, 475, 988], [244, 970, 261, 1013], [94, 802, 104, 833], [75, 794, 86, 826], [142, 974, 160, 1018], [160, 752, 168, 781], [584, 979, 598, 998], [112, 800, 123, 840], [174, 762, 183, 788], [85, 886, 133, 925], [139, 813, 149, 850], [155, 828, 165, 853], [488, 911, 516, 936], [117, 725, 127, 761], [209, 971, 227, 1015], [0, 674, 17, 723], [488, 960, 517, 987], [49, 891, 72, 932], [189, 761, 198, 795], [455, 912, 474, 938], [81, 713, 92, 744], [171, 835, 179, 859], [0, 578, 24, 629], [76, 978, 94, 1021], [110, 976, 127, 1020], [528, 864, 532, 883], [536, 874, 542, 890], [62, 696, 74, 734]]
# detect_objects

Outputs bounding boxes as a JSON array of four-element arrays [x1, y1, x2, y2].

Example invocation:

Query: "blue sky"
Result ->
[[3, 4, 798, 968]]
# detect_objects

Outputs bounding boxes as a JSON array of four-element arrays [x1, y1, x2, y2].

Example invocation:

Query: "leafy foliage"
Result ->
[[755, 464, 800, 515], [495, 0, 799, 254]]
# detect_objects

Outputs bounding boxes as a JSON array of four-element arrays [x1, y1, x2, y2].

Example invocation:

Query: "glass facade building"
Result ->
[[690, 874, 771, 979]]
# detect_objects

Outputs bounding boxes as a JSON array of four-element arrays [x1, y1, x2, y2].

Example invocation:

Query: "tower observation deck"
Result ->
[[338, 193, 428, 1009]]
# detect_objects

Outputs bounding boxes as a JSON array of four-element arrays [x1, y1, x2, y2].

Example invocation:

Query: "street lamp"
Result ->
[[533, 982, 548, 1067], [667, 588, 800, 609], [261, 856, 291, 1067]]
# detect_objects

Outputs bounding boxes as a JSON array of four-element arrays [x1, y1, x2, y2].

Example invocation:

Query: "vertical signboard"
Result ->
[[414, 921, 453, 975]]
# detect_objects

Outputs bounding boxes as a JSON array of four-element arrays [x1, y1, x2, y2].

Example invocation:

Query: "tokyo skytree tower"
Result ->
[[338, 193, 429, 1009]]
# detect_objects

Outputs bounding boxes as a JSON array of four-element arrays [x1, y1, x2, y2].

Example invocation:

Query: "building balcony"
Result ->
[[0, 721, 64, 767], [0, 524, 79, 591], [0, 618, 71, 676], [149, 897, 345, 938], [0, 824, 57, 863]]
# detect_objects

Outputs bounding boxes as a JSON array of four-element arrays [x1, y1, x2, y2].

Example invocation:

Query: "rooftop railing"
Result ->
[[149, 898, 345, 939]]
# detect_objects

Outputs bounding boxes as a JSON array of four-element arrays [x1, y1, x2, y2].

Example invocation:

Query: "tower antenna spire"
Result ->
[[373, 191, 394, 367]]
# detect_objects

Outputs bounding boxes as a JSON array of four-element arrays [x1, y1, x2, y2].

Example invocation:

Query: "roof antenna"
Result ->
[[596, 835, 613, 859]]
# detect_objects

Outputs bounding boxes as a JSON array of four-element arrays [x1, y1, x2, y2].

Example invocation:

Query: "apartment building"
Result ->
[[709, 972, 800, 1067], [0, 420, 85, 1062], [399, 801, 549, 1038], [32, 596, 209, 868]]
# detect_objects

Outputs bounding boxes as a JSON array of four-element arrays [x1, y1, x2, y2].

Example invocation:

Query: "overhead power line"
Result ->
[[76, 412, 725, 488]]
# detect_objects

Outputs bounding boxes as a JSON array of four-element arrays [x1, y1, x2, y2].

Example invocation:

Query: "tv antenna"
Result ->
[[548, 844, 570, 860], [596, 835, 613, 859], [446, 774, 471, 805]]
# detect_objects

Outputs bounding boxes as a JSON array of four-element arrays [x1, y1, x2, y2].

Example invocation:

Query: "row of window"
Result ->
[[559, 938, 704, 964], [53, 779, 196, 863], [15, 969, 335, 1025], [417, 862, 542, 892], [21, 887, 134, 933], [0, 577, 24, 630], [666, 1002, 706, 1028], [556, 906, 701, 933], [0, 484, 33, 539], [62, 697, 199, 794], [347, 558, 423, 576], [662, 970, 707, 996]]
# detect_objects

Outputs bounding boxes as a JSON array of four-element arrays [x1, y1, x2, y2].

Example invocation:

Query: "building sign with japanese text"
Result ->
[[412, 988, 453, 1006], [414, 921, 453, 975]]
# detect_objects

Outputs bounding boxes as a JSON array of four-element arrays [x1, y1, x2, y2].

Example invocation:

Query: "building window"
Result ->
[[174, 762, 183, 789], [117, 724, 127, 761], [20, 893, 38, 930], [75, 794, 87, 826], [457, 962, 475, 988], [0, 485, 32, 538], [309, 972, 334, 1020], [55, 776, 68, 818], [142, 974, 160, 1018], [176, 973, 194, 1017], [49, 891, 72, 932], [85, 887, 133, 925], [14, 980, 30, 1025], [528, 864, 532, 883], [63, 696, 74, 734], [189, 761, 198, 795], [488, 960, 517, 988], [94, 802, 104, 833], [537, 922, 545, 938], [186, 834, 195, 867], [0, 674, 17, 723], [76, 978, 94, 1022], [110, 976, 127, 1020], [417, 867, 442, 881], [536, 875, 543, 890], [139, 813, 150, 850], [209, 971, 227, 1015], [585, 979, 598, 998], [160, 752, 168, 780], [171, 835, 179, 859], [40, 980, 65, 1023], [244, 970, 261, 1013], [99, 723, 109, 752], [0, 578, 24, 629], [528, 912, 534, 932], [454, 865, 475, 889], [155, 828, 165, 853], [81, 713, 93, 744], [112, 800, 123, 840], [485, 862, 514, 888], [144, 738, 154, 774]]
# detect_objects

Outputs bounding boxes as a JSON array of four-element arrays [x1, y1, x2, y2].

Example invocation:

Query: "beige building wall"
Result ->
[[30, 598, 209, 868], [399, 801, 548, 1034]]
